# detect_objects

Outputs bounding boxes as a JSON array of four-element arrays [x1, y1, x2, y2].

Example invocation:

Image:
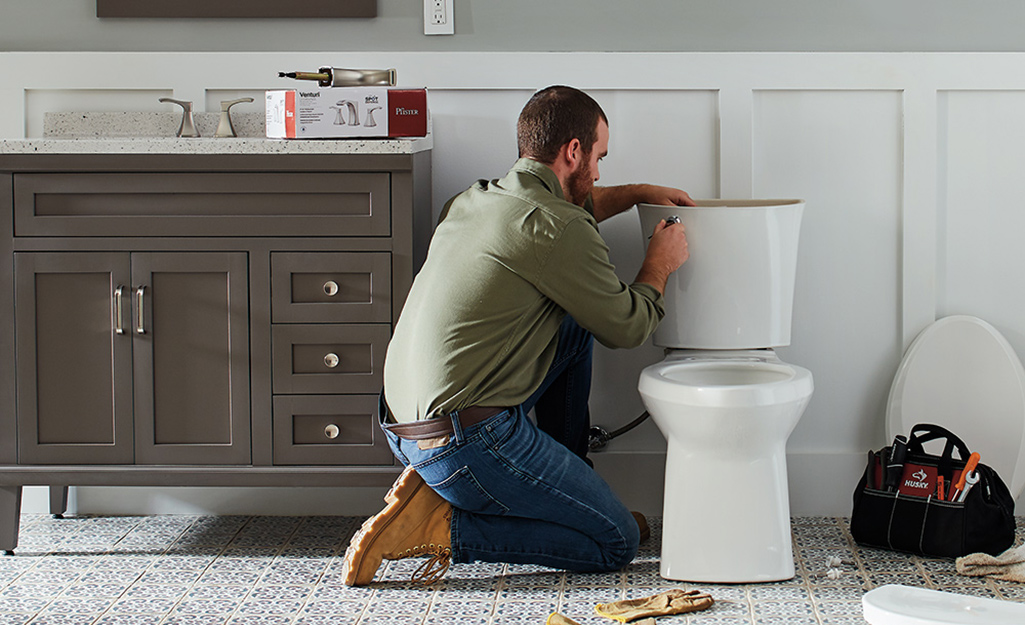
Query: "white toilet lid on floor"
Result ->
[[863, 585, 1025, 625], [886, 315, 1025, 500]]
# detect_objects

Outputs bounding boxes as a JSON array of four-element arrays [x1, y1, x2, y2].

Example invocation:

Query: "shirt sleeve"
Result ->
[[536, 217, 665, 349]]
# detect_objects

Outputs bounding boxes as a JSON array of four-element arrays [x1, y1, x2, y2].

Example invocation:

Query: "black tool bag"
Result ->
[[850, 423, 1016, 558]]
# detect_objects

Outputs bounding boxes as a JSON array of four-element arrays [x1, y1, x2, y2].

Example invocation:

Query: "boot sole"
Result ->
[[341, 466, 426, 586]]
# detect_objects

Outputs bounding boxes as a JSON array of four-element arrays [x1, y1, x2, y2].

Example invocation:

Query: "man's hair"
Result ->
[[517, 86, 608, 163]]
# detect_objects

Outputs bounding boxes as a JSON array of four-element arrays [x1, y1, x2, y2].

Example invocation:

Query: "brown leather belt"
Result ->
[[383, 406, 507, 441]]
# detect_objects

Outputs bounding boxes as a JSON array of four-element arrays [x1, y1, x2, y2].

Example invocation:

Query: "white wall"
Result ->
[[7, 0, 1025, 53], [4, 51, 1025, 516]]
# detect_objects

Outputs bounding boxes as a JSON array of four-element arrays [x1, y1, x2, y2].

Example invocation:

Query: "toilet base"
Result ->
[[658, 442, 796, 583]]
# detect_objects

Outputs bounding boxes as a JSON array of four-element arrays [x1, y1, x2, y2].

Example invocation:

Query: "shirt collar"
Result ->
[[509, 158, 597, 218], [510, 158, 566, 201]]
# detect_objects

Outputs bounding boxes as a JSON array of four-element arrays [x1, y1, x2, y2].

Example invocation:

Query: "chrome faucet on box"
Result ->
[[265, 87, 428, 139]]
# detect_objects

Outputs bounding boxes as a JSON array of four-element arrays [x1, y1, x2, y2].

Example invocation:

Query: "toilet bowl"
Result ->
[[863, 584, 1025, 625], [636, 200, 812, 582], [639, 349, 812, 582]]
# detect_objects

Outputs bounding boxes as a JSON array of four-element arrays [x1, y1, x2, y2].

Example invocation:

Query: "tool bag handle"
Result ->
[[905, 423, 972, 463]]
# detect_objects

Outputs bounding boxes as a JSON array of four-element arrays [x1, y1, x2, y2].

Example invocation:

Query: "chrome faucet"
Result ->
[[158, 98, 200, 138], [365, 105, 383, 128], [214, 97, 254, 138], [337, 100, 360, 126]]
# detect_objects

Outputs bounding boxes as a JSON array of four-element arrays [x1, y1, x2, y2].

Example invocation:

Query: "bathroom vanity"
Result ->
[[0, 137, 432, 552]]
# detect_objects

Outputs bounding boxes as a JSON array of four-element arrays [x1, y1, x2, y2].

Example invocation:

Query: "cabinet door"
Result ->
[[131, 253, 251, 465], [14, 253, 134, 464]]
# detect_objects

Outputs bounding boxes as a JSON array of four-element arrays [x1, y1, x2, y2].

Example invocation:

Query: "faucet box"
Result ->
[[265, 87, 428, 139]]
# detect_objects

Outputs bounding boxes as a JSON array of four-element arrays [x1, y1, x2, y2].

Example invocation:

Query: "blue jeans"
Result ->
[[382, 316, 639, 571]]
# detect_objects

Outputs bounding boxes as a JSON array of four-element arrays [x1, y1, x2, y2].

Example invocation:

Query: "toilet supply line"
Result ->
[[588, 411, 651, 452]]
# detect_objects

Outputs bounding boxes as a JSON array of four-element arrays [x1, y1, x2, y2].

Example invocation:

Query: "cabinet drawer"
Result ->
[[272, 395, 394, 466], [272, 324, 390, 394], [14, 172, 390, 237], [271, 252, 391, 323]]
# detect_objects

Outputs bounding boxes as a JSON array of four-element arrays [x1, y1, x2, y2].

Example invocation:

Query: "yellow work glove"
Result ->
[[595, 589, 714, 622], [548, 614, 655, 625]]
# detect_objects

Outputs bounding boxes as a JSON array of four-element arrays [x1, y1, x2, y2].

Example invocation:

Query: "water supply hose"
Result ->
[[588, 411, 651, 452]]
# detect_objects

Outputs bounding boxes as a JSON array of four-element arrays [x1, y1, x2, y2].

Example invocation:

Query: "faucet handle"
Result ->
[[215, 97, 255, 138], [158, 98, 200, 138]]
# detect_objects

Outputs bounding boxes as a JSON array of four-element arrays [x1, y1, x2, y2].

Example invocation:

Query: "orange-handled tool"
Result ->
[[950, 452, 981, 501]]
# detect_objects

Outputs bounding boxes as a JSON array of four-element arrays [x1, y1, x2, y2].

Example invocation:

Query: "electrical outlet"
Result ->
[[424, 0, 454, 36]]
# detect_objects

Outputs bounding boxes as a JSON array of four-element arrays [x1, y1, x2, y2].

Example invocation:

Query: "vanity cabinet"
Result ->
[[0, 146, 432, 552], [14, 251, 250, 466]]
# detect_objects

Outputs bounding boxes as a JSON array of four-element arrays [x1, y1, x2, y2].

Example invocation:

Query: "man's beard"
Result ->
[[566, 157, 594, 207]]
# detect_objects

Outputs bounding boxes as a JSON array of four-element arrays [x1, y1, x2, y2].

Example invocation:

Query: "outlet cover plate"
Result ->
[[424, 0, 454, 35]]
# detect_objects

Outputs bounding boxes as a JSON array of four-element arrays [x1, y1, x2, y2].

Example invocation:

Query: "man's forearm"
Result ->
[[590, 184, 695, 223], [590, 185, 647, 223]]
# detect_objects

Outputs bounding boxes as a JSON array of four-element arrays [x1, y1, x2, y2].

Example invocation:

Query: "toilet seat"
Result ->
[[863, 584, 1025, 625], [886, 316, 1025, 500], [640, 350, 813, 408]]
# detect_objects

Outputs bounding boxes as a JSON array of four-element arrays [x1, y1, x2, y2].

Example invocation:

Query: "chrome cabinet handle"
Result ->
[[324, 424, 340, 439], [136, 286, 147, 334], [114, 286, 125, 335], [323, 280, 339, 296], [324, 353, 339, 368]]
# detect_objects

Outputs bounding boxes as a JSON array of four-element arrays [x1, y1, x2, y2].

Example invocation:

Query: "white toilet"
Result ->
[[637, 200, 814, 583]]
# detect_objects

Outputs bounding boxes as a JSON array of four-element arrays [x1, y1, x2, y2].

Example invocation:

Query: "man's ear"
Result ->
[[557, 138, 582, 170]]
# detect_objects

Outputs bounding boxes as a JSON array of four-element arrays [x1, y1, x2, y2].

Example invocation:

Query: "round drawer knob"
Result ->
[[324, 353, 339, 368], [324, 424, 340, 439], [323, 280, 339, 297]]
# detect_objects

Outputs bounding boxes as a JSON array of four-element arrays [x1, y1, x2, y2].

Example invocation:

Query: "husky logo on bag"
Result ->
[[903, 469, 931, 492]]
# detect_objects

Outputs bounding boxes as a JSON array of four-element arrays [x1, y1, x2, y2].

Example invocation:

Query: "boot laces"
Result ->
[[401, 544, 452, 585]]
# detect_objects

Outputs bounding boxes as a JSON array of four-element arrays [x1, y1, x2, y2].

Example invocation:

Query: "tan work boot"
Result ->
[[632, 511, 650, 543], [342, 466, 453, 586]]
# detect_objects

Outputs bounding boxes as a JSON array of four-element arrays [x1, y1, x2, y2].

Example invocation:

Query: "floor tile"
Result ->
[[0, 513, 1024, 624]]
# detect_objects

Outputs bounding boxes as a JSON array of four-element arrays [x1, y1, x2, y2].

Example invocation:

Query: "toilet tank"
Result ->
[[638, 199, 805, 349]]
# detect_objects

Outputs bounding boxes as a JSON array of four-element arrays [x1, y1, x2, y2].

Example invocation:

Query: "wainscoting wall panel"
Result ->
[[3, 52, 1025, 515]]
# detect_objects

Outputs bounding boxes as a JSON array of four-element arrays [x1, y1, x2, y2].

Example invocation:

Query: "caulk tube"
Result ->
[[321, 67, 396, 87], [277, 68, 397, 87]]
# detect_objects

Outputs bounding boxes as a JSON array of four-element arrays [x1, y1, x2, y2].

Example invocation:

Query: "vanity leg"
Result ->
[[49, 486, 68, 519], [0, 485, 22, 554]]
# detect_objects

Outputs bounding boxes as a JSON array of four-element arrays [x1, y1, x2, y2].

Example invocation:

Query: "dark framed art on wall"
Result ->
[[96, 0, 377, 18]]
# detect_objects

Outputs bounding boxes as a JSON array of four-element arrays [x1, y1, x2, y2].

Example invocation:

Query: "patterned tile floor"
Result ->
[[0, 514, 1023, 625]]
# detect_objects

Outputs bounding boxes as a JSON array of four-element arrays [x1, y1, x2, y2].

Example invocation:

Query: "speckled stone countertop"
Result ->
[[0, 112, 432, 155]]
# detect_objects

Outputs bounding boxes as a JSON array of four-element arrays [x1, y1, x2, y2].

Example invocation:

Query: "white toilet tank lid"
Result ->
[[863, 584, 1025, 625], [886, 316, 1025, 501]]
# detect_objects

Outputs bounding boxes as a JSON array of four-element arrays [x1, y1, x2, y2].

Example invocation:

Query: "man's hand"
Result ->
[[635, 218, 689, 295], [642, 185, 696, 208]]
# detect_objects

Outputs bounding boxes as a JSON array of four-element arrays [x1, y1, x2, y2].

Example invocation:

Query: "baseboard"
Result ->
[[21, 452, 1024, 517]]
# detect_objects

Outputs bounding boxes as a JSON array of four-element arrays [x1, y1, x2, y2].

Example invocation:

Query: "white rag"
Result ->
[[956, 544, 1025, 582]]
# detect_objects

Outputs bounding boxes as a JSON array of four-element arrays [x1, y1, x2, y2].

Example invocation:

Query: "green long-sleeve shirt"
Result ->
[[383, 158, 665, 422]]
